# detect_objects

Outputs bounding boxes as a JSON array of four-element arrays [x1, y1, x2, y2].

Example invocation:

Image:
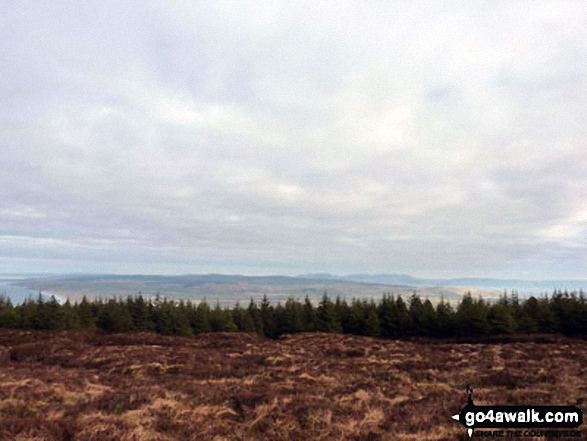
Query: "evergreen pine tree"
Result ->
[[282, 297, 303, 334], [395, 296, 414, 336], [378, 294, 397, 337], [420, 299, 438, 336], [0, 295, 18, 328], [97, 299, 134, 333], [409, 293, 425, 333], [456, 293, 489, 336], [232, 302, 255, 332], [61, 299, 81, 330], [191, 300, 211, 334], [435, 299, 455, 337], [301, 296, 317, 332], [247, 298, 263, 335], [260, 295, 276, 337], [488, 303, 516, 334], [363, 301, 381, 336], [127, 295, 155, 331], [77, 296, 96, 329], [317, 293, 341, 333]]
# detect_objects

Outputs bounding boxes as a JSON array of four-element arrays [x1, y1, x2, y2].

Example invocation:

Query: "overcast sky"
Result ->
[[1, 1, 587, 279]]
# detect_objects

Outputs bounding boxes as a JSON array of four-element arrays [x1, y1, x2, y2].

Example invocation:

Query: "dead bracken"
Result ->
[[0, 330, 585, 440]]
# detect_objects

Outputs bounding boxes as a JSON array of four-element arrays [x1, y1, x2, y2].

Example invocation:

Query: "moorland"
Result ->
[[1, 330, 586, 440]]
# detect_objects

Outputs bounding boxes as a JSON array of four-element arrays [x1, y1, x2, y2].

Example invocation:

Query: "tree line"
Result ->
[[0, 290, 585, 338]]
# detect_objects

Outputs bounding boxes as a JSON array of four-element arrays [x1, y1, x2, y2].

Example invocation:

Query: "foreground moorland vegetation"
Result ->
[[0, 331, 586, 440], [0, 291, 586, 338]]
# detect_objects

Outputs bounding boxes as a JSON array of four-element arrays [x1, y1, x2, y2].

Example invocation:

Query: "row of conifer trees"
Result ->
[[0, 290, 585, 337]]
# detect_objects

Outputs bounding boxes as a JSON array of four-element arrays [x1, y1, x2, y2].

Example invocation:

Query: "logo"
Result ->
[[452, 385, 583, 438]]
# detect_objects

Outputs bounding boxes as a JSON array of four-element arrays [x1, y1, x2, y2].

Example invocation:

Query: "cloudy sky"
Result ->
[[1, 1, 587, 278]]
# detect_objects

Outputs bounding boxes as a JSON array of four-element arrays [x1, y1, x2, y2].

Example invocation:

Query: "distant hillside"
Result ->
[[301, 273, 587, 294], [16, 274, 467, 306], [14, 272, 584, 306]]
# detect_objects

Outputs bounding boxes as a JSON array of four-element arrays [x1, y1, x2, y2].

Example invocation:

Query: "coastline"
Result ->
[[0, 279, 67, 305]]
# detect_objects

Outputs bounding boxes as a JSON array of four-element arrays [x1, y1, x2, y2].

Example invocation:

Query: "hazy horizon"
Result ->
[[3, 271, 587, 285], [2, 1, 587, 279]]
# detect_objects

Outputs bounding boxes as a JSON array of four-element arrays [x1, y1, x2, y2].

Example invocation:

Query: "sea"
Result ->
[[0, 277, 65, 305]]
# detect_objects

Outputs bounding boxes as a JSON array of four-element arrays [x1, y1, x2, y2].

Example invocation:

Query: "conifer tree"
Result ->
[[488, 303, 516, 334], [395, 296, 414, 336], [127, 295, 155, 331], [420, 299, 438, 336], [0, 296, 18, 328], [191, 300, 212, 334], [232, 301, 255, 332], [456, 293, 489, 335], [363, 300, 381, 336], [435, 299, 455, 337], [61, 299, 81, 330], [0, 287, 584, 338], [273, 303, 286, 336], [77, 296, 96, 329], [247, 298, 263, 335], [97, 299, 134, 333], [551, 291, 582, 335], [210, 301, 229, 332], [221, 305, 239, 332], [18, 297, 37, 329], [282, 297, 303, 334], [317, 293, 342, 333], [409, 293, 425, 332], [260, 295, 276, 337], [301, 296, 317, 332], [378, 294, 397, 337]]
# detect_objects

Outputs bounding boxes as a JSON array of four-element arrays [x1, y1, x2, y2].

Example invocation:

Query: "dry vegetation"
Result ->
[[0, 330, 586, 440]]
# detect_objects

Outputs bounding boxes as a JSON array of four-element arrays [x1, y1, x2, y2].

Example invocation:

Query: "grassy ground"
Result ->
[[0, 330, 586, 440]]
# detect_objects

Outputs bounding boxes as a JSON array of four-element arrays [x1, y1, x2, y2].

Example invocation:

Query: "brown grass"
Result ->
[[0, 330, 585, 440]]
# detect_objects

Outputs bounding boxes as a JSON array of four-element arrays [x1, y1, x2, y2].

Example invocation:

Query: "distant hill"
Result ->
[[15, 273, 463, 305], [11, 272, 586, 306], [300, 273, 587, 293]]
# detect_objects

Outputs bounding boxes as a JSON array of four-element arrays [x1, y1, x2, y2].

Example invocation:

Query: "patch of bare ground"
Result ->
[[0, 330, 586, 440]]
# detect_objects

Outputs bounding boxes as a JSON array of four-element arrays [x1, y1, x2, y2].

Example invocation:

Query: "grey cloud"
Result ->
[[1, 1, 587, 278]]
